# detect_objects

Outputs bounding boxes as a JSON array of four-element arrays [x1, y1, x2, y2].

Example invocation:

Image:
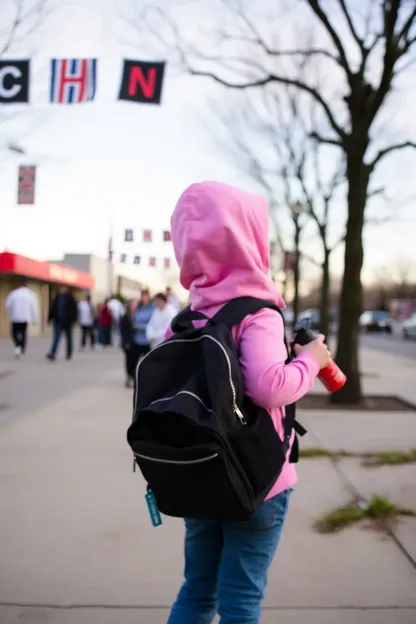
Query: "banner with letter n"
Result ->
[[0, 60, 30, 103], [118, 60, 165, 105], [50, 59, 97, 104], [17, 165, 36, 204]]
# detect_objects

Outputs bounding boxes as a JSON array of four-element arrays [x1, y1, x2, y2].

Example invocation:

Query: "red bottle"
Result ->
[[293, 320, 347, 393]]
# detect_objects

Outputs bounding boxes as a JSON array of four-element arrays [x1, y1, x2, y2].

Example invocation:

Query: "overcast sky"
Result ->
[[0, 0, 415, 290]]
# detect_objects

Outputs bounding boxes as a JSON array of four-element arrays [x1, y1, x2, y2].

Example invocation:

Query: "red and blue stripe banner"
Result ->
[[50, 59, 97, 104]]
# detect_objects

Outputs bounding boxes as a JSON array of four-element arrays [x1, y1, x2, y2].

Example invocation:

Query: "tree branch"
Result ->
[[306, 0, 352, 76], [185, 60, 346, 139], [330, 231, 346, 252], [397, 7, 416, 54], [370, 140, 416, 168], [369, 0, 401, 121], [0, 0, 23, 56], [310, 131, 343, 147], [338, 0, 364, 49]]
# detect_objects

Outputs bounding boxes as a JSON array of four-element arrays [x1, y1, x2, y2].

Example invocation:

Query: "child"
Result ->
[[167, 181, 330, 624]]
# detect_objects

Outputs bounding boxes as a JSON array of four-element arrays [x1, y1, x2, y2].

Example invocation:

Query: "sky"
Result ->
[[0, 0, 415, 292]]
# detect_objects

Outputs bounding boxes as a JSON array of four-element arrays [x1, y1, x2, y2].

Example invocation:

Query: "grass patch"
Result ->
[[300, 448, 355, 459], [300, 447, 416, 467], [362, 449, 416, 467], [315, 495, 416, 534]]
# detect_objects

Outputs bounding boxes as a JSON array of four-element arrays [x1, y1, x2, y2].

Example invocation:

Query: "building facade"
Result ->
[[54, 254, 142, 302], [0, 252, 94, 338]]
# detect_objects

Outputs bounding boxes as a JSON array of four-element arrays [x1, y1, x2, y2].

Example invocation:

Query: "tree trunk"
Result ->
[[332, 156, 370, 404], [319, 247, 331, 340], [292, 222, 301, 328]]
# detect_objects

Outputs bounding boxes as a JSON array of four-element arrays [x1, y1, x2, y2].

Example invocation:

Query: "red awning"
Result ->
[[0, 252, 94, 290]]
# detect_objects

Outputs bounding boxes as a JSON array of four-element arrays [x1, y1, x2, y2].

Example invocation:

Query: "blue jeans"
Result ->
[[168, 489, 292, 624], [50, 323, 73, 358]]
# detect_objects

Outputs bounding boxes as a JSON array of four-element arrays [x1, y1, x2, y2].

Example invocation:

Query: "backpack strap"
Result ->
[[171, 307, 209, 333], [211, 296, 281, 327], [212, 296, 307, 461]]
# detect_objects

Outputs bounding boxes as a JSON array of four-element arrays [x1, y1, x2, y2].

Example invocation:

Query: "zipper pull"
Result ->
[[132, 457, 136, 473], [235, 405, 247, 425]]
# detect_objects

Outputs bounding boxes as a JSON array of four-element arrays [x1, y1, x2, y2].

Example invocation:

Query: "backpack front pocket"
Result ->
[[132, 441, 254, 521]]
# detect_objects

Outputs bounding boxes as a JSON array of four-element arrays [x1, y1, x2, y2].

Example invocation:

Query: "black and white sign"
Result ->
[[0, 60, 30, 103]]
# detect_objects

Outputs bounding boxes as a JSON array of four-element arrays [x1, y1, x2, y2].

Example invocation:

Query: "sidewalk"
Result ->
[[0, 342, 415, 623]]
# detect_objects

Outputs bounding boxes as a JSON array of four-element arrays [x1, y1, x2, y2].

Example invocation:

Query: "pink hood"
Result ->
[[171, 181, 286, 311]]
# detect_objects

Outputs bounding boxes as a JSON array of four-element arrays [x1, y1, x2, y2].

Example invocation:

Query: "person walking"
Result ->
[[119, 299, 139, 388], [165, 181, 330, 623], [78, 293, 96, 351], [132, 289, 154, 359], [166, 286, 181, 311], [146, 292, 177, 348], [98, 298, 113, 347], [46, 287, 78, 361], [4, 279, 38, 358], [108, 295, 125, 343]]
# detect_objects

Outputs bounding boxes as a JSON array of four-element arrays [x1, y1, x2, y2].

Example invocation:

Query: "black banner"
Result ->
[[119, 60, 165, 105], [0, 60, 30, 103]]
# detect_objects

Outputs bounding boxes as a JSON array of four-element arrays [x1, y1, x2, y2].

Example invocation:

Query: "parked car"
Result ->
[[359, 310, 393, 334], [402, 314, 416, 340]]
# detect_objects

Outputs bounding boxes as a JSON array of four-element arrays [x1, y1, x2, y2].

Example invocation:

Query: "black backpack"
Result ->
[[127, 296, 305, 521]]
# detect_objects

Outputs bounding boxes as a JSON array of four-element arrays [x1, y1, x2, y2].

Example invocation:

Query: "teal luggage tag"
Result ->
[[145, 489, 163, 527]]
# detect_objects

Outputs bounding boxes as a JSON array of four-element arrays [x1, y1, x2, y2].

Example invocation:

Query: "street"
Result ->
[[360, 331, 416, 361], [0, 337, 416, 623]]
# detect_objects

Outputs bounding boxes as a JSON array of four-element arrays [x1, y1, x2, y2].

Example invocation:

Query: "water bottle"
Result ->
[[293, 319, 347, 393]]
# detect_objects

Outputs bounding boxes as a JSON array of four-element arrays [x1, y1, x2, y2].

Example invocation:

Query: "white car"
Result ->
[[402, 314, 416, 340]]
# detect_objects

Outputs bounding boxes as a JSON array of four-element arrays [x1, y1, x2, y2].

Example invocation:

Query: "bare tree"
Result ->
[[132, 0, 416, 403], [204, 83, 346, 335]]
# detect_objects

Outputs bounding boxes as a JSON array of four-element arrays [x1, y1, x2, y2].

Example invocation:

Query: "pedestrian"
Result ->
[[98, 298, 113, 347], [132, 289, 154, 359], [108, 294, 125, 343], [78, 293, 96, 351], [119, 298, 139, 388], [166, 181, 330, 623], [4, 279, 38, 358], [95, 302, 104, 347], [46, 287, 78, 361], [146, 292, 177, 348], [166, 286, 181, 311]]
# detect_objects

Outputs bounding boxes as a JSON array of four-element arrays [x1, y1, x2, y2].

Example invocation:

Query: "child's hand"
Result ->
[[293, 335, 331, 369]]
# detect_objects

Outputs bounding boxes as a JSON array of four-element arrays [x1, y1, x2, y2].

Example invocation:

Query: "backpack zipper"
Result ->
[[134, 451, 218, 465], [134, 335, 247, 425]]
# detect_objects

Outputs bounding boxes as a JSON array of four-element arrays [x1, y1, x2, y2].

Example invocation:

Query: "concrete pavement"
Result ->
[[0, 339, 415, 623]]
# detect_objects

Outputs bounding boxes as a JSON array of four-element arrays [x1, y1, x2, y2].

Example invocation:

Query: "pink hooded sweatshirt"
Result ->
[[170, 181, 320, 499]]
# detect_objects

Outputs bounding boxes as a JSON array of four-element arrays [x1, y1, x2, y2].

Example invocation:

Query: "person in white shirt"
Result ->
[[78, 293, 96, 350], [166, 286, 181, 311], [146, 293, 177, 349], [5, 280, 39, 358], [108, 295, 125, 342], [108, 296, 125, 323]]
